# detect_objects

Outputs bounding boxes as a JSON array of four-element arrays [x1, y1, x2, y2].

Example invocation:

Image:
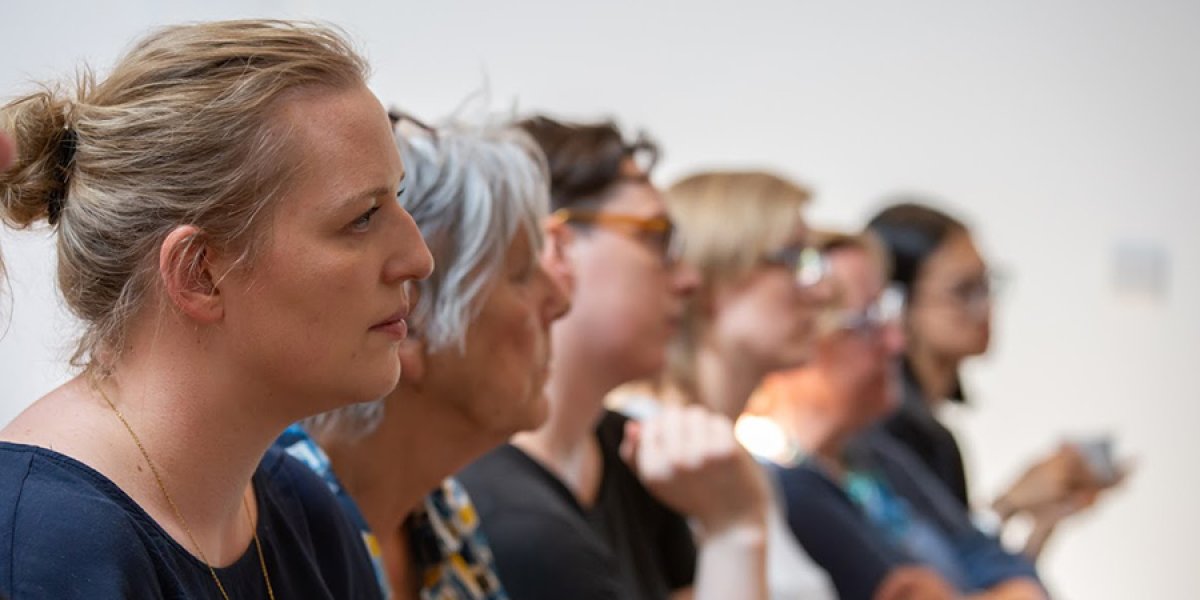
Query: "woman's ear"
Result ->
[[540, 214, 577, 300], [159, 225, 223, 323]]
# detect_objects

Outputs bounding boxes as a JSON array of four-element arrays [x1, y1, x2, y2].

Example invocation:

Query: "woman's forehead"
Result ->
[[924, 233, 986, 277], [601, 180, 667, 216]]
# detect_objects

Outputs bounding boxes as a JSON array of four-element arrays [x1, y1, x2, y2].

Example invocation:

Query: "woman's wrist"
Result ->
[[696, 511, 768, 548]]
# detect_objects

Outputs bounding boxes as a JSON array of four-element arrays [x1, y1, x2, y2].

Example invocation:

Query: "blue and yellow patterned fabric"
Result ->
[[277, 425, 508, 600], [409, 478, 508, 600]]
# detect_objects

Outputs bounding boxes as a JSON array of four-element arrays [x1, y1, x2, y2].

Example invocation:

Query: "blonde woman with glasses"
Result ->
[[610, 170, 839, 600]]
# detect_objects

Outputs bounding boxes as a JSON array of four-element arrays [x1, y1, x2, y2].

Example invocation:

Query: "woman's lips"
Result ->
[[371, 311, 410, 340]]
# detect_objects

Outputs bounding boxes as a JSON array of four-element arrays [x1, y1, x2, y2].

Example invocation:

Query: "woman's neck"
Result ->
[[27, 349, 290, 566], [907, 346, 961, 406], [693, 341, 769, 422], [513, 321, 616, 505], [319, 386, 505, 536]]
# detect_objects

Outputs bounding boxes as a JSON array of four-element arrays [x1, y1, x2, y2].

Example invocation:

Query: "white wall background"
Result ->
[[2, 1, 1197, 597]]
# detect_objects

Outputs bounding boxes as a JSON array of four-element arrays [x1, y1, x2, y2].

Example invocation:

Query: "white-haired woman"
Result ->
[[278, 118, 570, 599]]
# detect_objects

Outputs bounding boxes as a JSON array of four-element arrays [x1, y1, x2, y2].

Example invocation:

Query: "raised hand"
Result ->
[[620, 403, 770, 536]]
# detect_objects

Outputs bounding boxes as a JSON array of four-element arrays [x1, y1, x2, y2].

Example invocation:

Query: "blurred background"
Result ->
[[2, 1, 1196, 597]]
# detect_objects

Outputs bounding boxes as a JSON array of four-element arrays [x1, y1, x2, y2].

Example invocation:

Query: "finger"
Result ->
[[705, 410, 737, 459], [659, 403, 689, 469], [679, 404, 710, 469], [873, 570, 913, 600], [1109, 458, 1138, 486], [636, 413, 670, 482]]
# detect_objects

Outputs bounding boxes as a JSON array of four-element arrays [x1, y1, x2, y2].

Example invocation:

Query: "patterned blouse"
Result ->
[[277, 425, 508, 600]]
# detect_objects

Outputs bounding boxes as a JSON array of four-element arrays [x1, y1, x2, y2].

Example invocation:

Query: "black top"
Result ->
[[458, 410, 697, 600], [878, 357, 971, 507], [0, 442, 383, 599]]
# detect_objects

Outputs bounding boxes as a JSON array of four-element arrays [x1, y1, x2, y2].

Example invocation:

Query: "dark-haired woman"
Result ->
[[868, 201, 1122, 559]]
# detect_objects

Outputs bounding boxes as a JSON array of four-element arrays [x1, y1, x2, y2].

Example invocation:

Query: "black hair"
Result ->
[[866, 199, 968, 297], [516, 115, 659, 211]]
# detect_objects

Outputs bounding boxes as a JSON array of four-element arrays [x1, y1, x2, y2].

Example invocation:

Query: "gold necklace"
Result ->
[[95, 382, 277, 600]]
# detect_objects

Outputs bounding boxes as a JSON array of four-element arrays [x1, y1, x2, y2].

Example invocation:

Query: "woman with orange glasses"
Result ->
[[459, 116, 771, 600]]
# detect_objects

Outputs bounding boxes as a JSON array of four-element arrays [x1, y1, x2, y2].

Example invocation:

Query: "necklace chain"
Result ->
[[95, 381, 276, 600]]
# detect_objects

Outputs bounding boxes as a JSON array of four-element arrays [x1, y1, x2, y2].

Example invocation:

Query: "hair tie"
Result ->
[[47, 127, 78, 225]]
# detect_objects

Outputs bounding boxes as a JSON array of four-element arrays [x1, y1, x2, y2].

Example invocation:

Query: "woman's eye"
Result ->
[[351, 205, 381, 231]]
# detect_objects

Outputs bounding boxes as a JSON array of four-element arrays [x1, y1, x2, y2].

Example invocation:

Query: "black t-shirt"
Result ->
[[457, 410, 697, 600], [0, 442, 383, 599], [879, 358, 971, 507]]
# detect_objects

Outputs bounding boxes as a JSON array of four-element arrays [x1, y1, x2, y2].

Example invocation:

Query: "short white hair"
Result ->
[[303, 120, 550, 439], [400, 122, 549, 352]]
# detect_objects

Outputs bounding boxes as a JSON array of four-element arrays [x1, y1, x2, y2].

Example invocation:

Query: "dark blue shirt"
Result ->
[[774, 463, 913, 600], [0, 442, 383, 599], [774, 432, 1039, 600]]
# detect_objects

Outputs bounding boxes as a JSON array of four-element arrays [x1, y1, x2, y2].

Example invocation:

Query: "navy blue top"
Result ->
[[774, 463, 913, 600], [774, 433, 1039, 600], [0, 442, 383, 599]]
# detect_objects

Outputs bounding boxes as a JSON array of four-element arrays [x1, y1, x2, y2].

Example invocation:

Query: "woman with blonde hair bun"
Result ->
[[0, 20, 432, 598]]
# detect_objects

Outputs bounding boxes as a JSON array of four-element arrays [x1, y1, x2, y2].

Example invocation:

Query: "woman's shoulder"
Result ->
[[0, 441, 154, 523], [0, 442, 166, 597], [771, 461, 847, 501], [459, 443, 587, 528]]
